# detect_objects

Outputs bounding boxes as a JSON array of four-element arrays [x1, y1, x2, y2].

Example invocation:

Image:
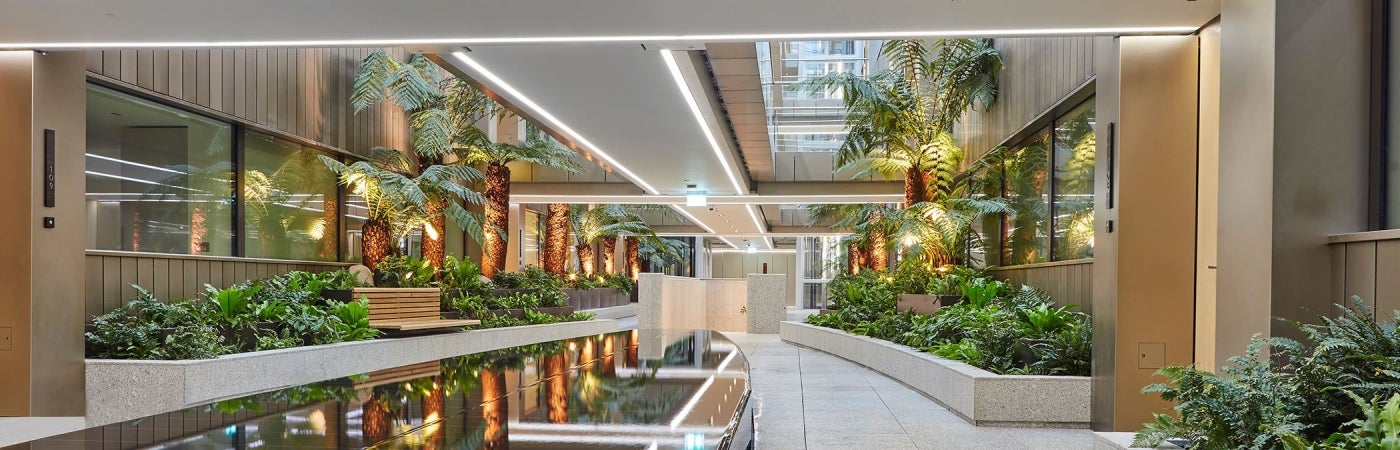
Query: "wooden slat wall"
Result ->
[[955, 37, 1098, 162], [1331, 239, 1400, 316], [988, 260, 1094, 313], [85, 253, 351, 317], [85, 48, 410, 156]]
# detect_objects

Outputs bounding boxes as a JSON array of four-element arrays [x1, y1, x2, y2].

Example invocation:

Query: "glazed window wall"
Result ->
[[86, 83, 357, 262], [242, 131, 340, 261], [86, 84, 235, 256], [973, 97, 1096, 267]]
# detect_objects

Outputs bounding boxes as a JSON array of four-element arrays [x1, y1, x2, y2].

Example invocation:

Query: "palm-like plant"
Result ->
[[889, 194, 1011, 268], [457, 123, 582, 278], [349, 50, 494, 270], [319, 150, 486, 271], [794, 39, 1000, 207], [244, 149, 337, 260], [567, 205, 654, 277], [635, 236, 689, 277], [804, 203, 899, 272]]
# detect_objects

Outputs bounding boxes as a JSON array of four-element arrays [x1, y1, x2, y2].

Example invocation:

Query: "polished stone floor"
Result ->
[[726, 333, 1096, 450]]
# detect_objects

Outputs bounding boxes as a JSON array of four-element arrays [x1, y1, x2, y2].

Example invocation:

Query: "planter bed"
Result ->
[[780, 321, 1090, 428], [86, 319, 618, 427], [441, 306, 576, 320], [564, 287, 631, 310]]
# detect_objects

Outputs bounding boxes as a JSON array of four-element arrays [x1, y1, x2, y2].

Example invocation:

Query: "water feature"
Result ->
[[8, 329, 750, 450]]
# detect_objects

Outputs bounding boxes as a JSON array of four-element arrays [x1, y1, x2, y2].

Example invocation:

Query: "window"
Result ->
[[1052, 102, 1097, 260], [1002, 129, 1051, 265], [242, 131, 339, 261], [87, 83, 359, 262], [86, 85, 235, 255], [970, 96, 1096, 267]]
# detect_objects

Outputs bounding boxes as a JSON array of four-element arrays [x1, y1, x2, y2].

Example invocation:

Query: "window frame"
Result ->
[[966, 89, 1097, 268], [85, 76, 361, 263]]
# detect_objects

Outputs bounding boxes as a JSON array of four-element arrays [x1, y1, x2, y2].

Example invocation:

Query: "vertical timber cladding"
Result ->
[[85, 48, 409, 158], [1094, 36, 1200, 431], [0, 51, 87, 417]]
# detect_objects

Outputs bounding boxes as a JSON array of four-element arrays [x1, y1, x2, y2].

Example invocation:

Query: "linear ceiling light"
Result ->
[[667, 205, 737, 249], [452, 51, 659, 195], [712, 248, 797, 254], [1, 27, 1201, 49], [508, 194, 903, 205], [661, 50, 745, 195], [744, 205, 773, 249]]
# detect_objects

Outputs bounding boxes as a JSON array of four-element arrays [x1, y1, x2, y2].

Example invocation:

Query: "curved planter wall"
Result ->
[[780, 321, 1091, 428], [86, 319, 619, 427]]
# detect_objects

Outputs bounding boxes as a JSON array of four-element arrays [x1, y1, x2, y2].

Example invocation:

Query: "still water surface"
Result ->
[[11, 329, 750, 450]]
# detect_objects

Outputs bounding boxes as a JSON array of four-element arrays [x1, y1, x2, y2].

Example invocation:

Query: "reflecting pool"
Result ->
[[9, 329, 751, 450]]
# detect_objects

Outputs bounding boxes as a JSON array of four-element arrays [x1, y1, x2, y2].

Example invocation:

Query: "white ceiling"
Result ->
[[0, 0, 1219, 48], [4, 0, 1221, 240]]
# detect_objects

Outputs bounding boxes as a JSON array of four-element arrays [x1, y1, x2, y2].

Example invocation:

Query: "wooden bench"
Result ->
[[352, 287, 480, 332]]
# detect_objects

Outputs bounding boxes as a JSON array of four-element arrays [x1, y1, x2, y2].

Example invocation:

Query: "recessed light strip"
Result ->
[[661, 50, 745, 195], [1, 26, 1202, 49], [451, 52, 659, 195], [744, 205, 772, 249], [508, 194, 903, 205]]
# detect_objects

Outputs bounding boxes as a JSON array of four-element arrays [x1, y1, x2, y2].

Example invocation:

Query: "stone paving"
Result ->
[[726, 333, 1097, 450]]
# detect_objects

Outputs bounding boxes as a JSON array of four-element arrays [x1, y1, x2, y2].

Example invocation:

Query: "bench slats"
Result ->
[[355, 287, 476, 332]]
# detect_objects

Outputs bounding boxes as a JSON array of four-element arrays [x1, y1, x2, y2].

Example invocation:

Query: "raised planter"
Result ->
[[441, 306, 576, 320], [780, 321, 1090, 428], [564, 287, 631, 310], [86, 319, 620, 427]]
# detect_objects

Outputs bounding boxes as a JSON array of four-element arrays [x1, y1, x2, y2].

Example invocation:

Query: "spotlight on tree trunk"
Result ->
[[482, 163, 510, 278], [544, 203, 570, 275]]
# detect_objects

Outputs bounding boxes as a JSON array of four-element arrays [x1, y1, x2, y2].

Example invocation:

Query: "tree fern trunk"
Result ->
[[481, 369, 508, 450], [544, 203, 570, 275], [625, 237, 640, 281], [867, 210, 889, 271], [362, 218, 392, 271], [904, 166, 928, 207], [482, 163, 510, 278], [600, 236, 617, 274], [576, 244, 596, 277], [421, 200, 447, 273], [848, 243, 865, 275], [544, 352, 569, 424], [320, 198, 338, 260]]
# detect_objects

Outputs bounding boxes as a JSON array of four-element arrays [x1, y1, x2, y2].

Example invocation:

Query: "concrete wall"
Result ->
[[710, 252, 798, 307], [1269, 0, 1373, 340], [638, 273, 787, 333]]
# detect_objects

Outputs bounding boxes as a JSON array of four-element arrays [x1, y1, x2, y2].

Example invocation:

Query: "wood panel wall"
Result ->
[[85, 48, 410, 156], [955, 37, 1098, 162], [988, 260, 1093, 314], [1330, 236, 1400, 317], [85, 252, 351, 317]]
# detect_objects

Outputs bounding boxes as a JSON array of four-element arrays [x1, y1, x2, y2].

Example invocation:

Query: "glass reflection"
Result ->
[[24, 330, 749, 450]]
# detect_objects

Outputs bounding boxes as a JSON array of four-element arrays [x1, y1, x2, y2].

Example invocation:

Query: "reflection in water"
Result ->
[[25, 330, 749, 450]]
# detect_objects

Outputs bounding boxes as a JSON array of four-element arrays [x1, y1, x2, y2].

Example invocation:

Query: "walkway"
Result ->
[[725, 333, 1096, 450]]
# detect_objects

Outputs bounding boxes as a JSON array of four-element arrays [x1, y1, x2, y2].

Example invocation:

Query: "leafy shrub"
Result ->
[[329, 297, 381, 341], [891, 262, 936, 295], [514, 266, 568, 307], [1133, 339, 1306, 450], [806, 267, 1091, 376], [449, 294, 489, 314], [441, 256, 490, 296], [602, 273, 636, 294], [1134, 299, 1400, 447], [86, 290, 230, 360], [375, 255, 436, 287], [1298, 392, 1400, 449], [488, 292, 541, 310], [205, 283, 262, 324]]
